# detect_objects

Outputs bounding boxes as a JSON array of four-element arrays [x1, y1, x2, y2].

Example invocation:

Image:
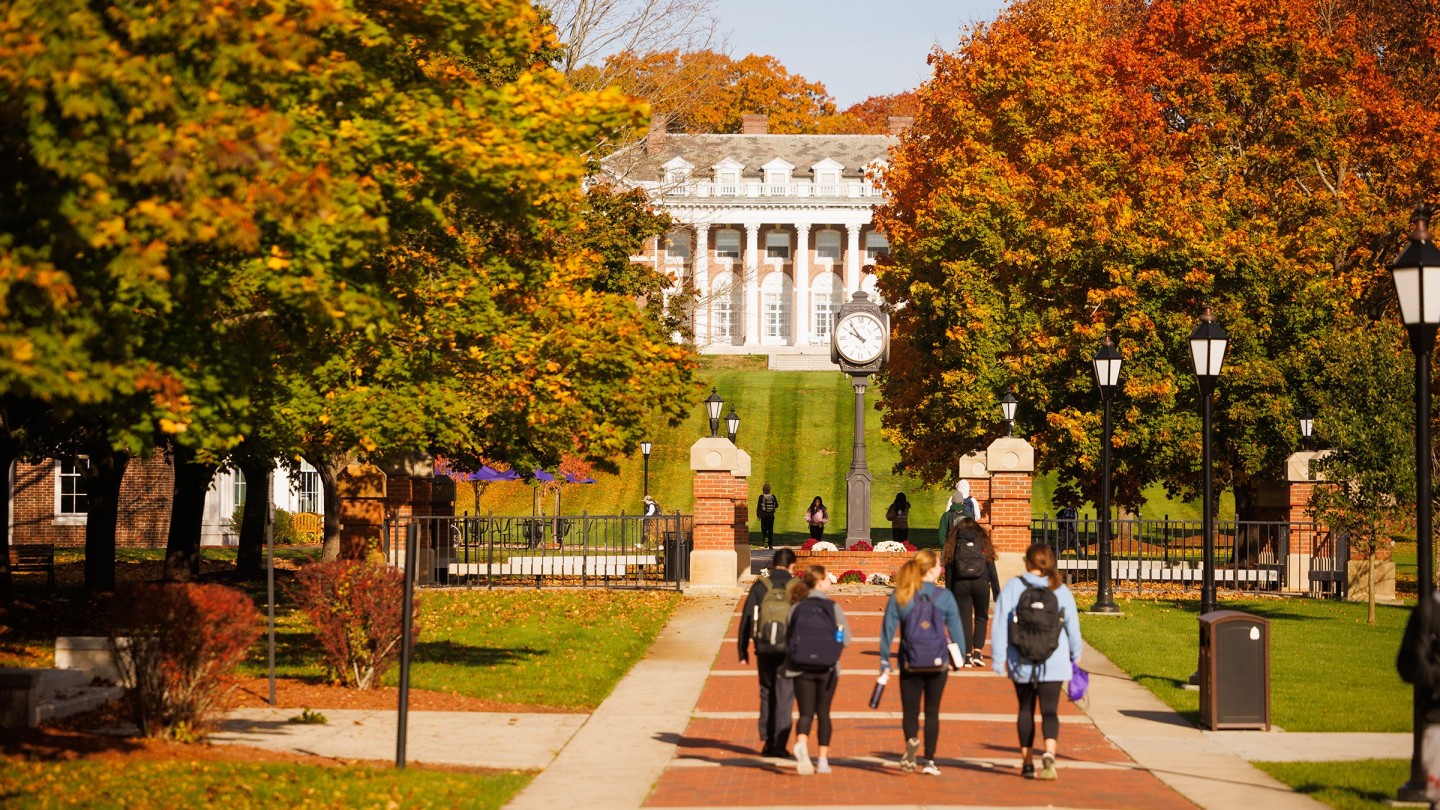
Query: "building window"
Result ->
[[711, 272, 739, 341], [765, 231, 791, 260], [811, 272, 843, 345], [57, 459, 88, 516], [715, 170, 740, 196], [233, 470, 247, 512], [764, 168, 790, 196], [714, 230, 741, 259], [297, 471, 320, 514], [815, 230, 841, 261], [665, 231, 691, 262], [865, 232, 890, 261]]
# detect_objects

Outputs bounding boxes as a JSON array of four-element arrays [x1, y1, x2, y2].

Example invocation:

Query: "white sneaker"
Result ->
[[921, 759, 941, 776], [794, 738, 813, 775], [816, 758, 832, 774]]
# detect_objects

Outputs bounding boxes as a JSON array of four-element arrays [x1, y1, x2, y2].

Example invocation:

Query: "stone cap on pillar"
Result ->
[[985, 436, 1035, 473], [957, 450, 990, 480], [1286, 450, 1333, 483], [691, 437, 750, 476], [336, 463, 387, 498]]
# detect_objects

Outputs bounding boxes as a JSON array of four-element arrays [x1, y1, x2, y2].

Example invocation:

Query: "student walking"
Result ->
[[804, 496, 829, 541], [738, 548, 799, 758], [943, 517, 1001, 666], [937, 481, 980, 544], [878, 549, 967, 775], [991, 542, 1084, 781], [782, 565, 850, 774], [885, 493, 911, 543], [756, 484, 779, 548]]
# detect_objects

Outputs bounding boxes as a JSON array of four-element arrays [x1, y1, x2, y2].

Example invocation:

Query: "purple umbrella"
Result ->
[[476, 465, 521, 482], [532, 469, 556, 483]]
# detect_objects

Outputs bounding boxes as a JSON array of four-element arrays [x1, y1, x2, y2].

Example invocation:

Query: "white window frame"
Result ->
[[714, 229, 741, 259], [760, 272, 791, 343], [811, 272, 843, 345], [711, 271, 740, 341], [865, 232, 890, 261], [815, 230, 841, 261], [54, 459, 88, 526], [664, 231, 691, 262], [765, 231, 791, 261], [297, 471, 321, 514]]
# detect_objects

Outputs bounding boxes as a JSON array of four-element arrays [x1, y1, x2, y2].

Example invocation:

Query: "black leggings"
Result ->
[[1013, 680, 1063, 748], [793, 671, 837, 745], [950, 577, 988, 651], [808, 523, 823, 540], [900, 669, 947, 759]]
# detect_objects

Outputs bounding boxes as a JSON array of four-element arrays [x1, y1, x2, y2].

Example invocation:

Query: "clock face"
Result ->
[[834, 311, 886, 364]]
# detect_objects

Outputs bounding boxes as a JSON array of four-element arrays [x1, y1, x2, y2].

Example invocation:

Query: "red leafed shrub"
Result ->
[[848, 541, 873, 551], [801, 538, 817, 550], [287, 559, 419, 689], [110, 583, 261, 739], [837, 569, 866, 584], [903, 542, 917, 551]]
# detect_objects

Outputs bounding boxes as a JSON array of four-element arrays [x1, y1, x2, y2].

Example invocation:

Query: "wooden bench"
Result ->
[[9, 544, 55, 586], [293, 512, 323, 544]]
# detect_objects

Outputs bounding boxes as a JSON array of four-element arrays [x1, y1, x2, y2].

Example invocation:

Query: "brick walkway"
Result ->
[[645, 594, 1196, 808]]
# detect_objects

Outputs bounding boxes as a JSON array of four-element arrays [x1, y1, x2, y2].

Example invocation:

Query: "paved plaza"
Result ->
[[215, 588, 1404, 808]]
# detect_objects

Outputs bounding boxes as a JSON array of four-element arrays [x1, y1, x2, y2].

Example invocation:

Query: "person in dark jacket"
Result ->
[[886, 493, 911, 543], [739, 548, 798, 757], [756, 484, 779, 549], [942, 517, 1001, 666]]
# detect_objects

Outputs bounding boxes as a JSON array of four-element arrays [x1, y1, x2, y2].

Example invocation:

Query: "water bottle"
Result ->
[[835, 626, 844, 643], [869, 671, 889, 709]]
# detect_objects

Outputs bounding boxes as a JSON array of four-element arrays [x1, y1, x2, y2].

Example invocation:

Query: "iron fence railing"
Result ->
[[381, 512, 692, 591], [1030, 515, 1349, 598]]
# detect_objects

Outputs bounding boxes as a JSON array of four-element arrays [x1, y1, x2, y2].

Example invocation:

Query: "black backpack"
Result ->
[[1010, 582, 1063, 669], [758, 493, 778, 516], [751, 575, 792, 654], [787, 598, 844, 672], [900, 592, 950, 672], [951, 538, 986, 580]]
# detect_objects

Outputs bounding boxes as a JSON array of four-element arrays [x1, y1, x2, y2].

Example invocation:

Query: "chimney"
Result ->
[[887, 116, 914, 135], [741, 114, 769, 135], [645, 115, 668, 155]]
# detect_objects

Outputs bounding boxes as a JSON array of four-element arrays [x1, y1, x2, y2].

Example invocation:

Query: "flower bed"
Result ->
[[789, 549, 910, 580]]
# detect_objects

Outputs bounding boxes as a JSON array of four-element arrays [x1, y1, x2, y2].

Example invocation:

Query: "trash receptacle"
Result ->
[[1199, 610, 1270, 730]]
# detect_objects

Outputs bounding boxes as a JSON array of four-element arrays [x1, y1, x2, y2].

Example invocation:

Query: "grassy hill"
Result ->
[[461, 357, 1231, 543]]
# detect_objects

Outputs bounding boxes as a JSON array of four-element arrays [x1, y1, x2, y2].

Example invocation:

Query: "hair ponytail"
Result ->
[[791, 565, 826, 603], [1024, 542, 1061, 590], [894, 549, 938, 606]]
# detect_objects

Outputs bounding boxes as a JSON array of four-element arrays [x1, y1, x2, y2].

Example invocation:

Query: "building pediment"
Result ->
[[810, 157, 844, 174]]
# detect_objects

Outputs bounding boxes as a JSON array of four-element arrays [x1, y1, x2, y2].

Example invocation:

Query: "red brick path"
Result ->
[[645, 594, 1197, 808]]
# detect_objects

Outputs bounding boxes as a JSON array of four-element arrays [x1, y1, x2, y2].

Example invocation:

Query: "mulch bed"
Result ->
[[220, 675, 573, 714]]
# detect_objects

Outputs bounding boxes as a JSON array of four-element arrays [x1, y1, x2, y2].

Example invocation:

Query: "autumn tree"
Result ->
[[873, 0, 1440, 518], [818, 92, 922, 134]]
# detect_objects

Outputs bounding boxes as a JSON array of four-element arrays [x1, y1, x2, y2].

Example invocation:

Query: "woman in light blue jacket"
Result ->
[[990, 542, 1083, 781]]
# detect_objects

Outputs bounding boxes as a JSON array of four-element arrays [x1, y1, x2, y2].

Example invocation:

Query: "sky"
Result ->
[[708, 0, 1009, 107]]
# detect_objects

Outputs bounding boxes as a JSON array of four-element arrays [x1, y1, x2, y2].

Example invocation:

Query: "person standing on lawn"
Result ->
[[756, 483, 779, 548], [991, 542, 1084, 781], [879, 549, 967, 776], [805, 496, 829, 541], [739, 548, 799, 758], [943, 517, 1001, 666], [886, 493, 911, 543], [781, 564, 851, 775]]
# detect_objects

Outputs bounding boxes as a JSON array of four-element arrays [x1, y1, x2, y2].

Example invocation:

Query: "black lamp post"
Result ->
[[1092, 335, 1123, 614], [1000, 392, 1019, 437], [1189, 307, 1228, 618], [640, 441, 652, 497], [705, 388, 724, 438], [726, 407, 740, 443], [1298, 410, 1315, 452], [1389, 208, 1440, 804]]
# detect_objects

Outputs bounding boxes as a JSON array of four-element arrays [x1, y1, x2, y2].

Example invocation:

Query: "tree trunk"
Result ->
[[310, 452, 353, 561], [235, 456, 272, 578], [81, 448, 129, 594], [162, 445, 217, 581], [0, 443, 17, 597]]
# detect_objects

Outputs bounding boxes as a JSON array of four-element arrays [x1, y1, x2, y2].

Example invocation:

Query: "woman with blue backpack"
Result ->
[[878, 549, 967, 776], [990, 542, 1084, 781], [782, 565, 851, 775]]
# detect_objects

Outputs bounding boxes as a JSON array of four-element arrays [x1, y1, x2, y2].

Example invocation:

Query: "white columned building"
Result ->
[[601, 116, 904, 367]]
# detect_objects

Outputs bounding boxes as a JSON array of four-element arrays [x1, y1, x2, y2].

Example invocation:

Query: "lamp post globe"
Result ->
[[1389, 208, 1440, 804], [1091, 335, 1122, 614], [1000, 392, 1019, 437], [1298, 410, 1314, 452], [640, 441, 652, 498], [705, 388, 724, 438], [1188, 307, 1228, 619], [725, 407, 740, 444]]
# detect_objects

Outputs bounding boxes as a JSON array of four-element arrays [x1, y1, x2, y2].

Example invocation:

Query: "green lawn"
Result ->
[[1254, 760, 1410, 810], [1079, 597, 1411, 731], [0, 760, 530, 809], [463, 358, 1235, 539]]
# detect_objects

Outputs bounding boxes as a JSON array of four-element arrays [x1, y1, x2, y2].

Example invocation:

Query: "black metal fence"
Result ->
[[1030, 514, 1350, 598], [381, 512, 693, 590]]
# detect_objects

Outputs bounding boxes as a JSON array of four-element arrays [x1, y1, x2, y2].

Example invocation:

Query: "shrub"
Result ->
[[110, 583, 262, 740], [801, 538, 817, 550], [287, 559, 419, 689], [273, 508, 302, 545], [848, 541, 873, 552], [837, 569, 866, 584]]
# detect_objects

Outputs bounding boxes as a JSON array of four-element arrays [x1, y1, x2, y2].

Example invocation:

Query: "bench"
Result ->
[[292, 512, 323, 544], [9, 544, 55, 586], [1056, 557, 1280, 588]]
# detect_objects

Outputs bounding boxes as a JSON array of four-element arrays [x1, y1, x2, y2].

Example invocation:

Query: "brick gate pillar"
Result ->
[[690, 437, 752, 587], [984, 436, 1035, 582], [337, 463, 387, 559]]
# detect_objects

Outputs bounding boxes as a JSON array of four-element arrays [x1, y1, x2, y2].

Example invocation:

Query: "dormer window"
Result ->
[[662, 157, 693, 196], [811, 158, 844, 196], [712, 158, 744, 196], [761, 158, 794, 196]]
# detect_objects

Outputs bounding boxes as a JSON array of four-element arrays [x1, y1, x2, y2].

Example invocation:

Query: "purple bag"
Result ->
[[1067, 666, 1089, 702]]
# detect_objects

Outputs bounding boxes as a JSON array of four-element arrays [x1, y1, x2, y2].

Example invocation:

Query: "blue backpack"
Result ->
[[901, 591, 949, 672]]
